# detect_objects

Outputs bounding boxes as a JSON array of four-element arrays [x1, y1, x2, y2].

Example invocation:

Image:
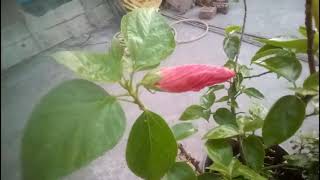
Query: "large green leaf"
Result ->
[[243, 87, 264, 99], [205, 139, 233, 166], [257, 38, 308, 53], [242, 135, 265, 171], [126, 111, 177, 180], [262, 95, 306, 147], [52, 39, 124, 82], [252, 49, 302, 82], [121, 8, 175, 70], [163, 162, 197, 180], [171, 123, 198, 141], [22, 79, 126, 180], [180, 105, 207, 121], [203, 125, 239, 140], [223, 36, 240, 60], [303, 72, 319, 91], [213, 108, 237, 126]]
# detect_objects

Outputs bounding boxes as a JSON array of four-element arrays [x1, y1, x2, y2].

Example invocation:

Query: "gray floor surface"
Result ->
[[1, 1, 319, 179]]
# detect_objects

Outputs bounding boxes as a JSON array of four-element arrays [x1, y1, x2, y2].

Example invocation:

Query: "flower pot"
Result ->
[[200, 139, 304, 180]]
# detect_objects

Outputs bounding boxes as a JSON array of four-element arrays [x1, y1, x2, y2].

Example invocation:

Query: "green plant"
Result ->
[[285, 132, 319, 180], [21, 1, 319, 180]]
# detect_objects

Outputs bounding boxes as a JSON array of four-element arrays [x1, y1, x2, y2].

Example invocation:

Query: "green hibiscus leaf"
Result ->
[[163, 162, 197, 180], [52, 39, 124, 82], [22, 79, 126, 180], [126, 111, 177, 180], [121, 8, 175, 70], [262, 95, 306, 147], [171, 123, 198, 141]]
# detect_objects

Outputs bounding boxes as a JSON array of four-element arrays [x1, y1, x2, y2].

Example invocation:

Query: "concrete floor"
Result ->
[[165, 0, 305, 38], [1, 1, 319, 180]]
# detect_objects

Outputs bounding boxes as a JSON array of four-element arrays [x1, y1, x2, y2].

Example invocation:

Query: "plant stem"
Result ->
[[306, 112, 319, 117], [263, 163, 300, 170], [243, 71, 272, 79], [235, 0, 247, 63], [178, 144, 202, 174], [305, 0, 316, 74], [119, 80, 146, 111]]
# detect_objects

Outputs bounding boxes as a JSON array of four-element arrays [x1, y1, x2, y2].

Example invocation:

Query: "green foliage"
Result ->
[[163, 162, 197, 180], [252, 48, 302, 82], [201, 89, 216, 108], [121, 8, 175, 70], [22, 80, 126, 180], [223, 36, 240, 60], [242, 87, 264, 99], [257, 38, 308, 53], [197, 173, 222, 180], [205, 139, 233, 166], [225, 25, 242, 35], [285, 133, 319, 179], [126, 111, 177, 180], [203, 125, 239, 140], [262, 95, 306, 147], [242, 135, 265, 171], [171, 123, 198, 141], [213, 108, 237, 126], [180, 105, 209, 121], [236, 116, 264, 133], [52, 39, 124, 82], [303, 72, 319, 91]]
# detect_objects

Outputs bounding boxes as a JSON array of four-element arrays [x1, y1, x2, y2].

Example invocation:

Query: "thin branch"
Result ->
[[235, 0, 247, 63], [243, 71, 272, 79], [306, 112, 319, 118], [178, 144, 202, 174], [305, 0, 316, 74]]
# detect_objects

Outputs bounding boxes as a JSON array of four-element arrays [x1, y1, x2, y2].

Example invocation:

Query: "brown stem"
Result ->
[[235, 0, 247, 63], [178, 144, 202, 174], [305, 0, 316, 74]]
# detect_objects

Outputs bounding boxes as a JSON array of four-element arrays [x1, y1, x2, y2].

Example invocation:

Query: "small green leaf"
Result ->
[[126, 111, 177, 180], [242, 135, 265, 171], [201, 90, 216, 108], [197, 173, 222, 180], [205, 139, 233, 166], [262, 95, 306, 147], [298, 26, 307, 37], [223, 36, 240, 60], [239, 65, 251, 76], [203, 125, 239, 140], [213, 108, 237, 126], [171, 123, 198, 141], [163, 162, 197, 180], [252, 49, 302, 82], [209, 84, 225, 92], [216, 96, 229, 103], [180, 105, 207, 121], [121, 8, 175, 70], [303, 72, 319, 91], [52, 39, 123, 82], [232, 159, 267, 180], [236, 116, 264, 133], [257, 38, 308, 53], [22, 79, 126, 180], [225, 25, 242, 35], [243, 87, 264, 99]]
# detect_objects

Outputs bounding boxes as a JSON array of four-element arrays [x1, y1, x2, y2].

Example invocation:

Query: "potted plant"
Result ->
[[21, 0, 319, 179]]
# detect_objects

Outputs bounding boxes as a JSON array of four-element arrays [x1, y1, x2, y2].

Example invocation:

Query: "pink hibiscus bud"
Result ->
[[141, 64, 235, 93]]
